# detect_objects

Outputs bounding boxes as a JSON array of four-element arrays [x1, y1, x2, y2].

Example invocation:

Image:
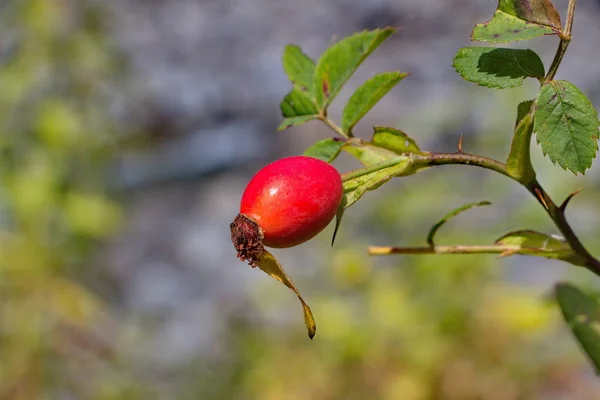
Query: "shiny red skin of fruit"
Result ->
[[239, 156, 343, 248]]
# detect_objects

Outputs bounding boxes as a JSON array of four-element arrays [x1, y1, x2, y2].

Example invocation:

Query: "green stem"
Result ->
[[545, 0, 577, 82], [319, 115, 349, 138], [413, 152, 510, 178]]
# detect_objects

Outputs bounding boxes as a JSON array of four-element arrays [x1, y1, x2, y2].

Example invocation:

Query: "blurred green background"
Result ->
[[2, 0, 600, 399]]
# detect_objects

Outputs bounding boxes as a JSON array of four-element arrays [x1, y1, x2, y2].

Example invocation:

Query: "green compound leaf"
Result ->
[[303, 138, 345, 163], [555, 283, 600, 374], [471, 9, 559, 43], [314, 28, 395, 111], [427, 201, 492, 246], [282, 44, 316, 93], [494, 229, 583, 265], [506, 100, 536, 184], [341, 71, 408, 134], [341, 156, 414, 209], [534, 80, 599, 174], [453, 47, 544, 88], [371, 126, 421, 154]]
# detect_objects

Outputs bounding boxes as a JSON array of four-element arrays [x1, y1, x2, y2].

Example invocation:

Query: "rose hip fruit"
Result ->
[[230, 156, 343, 266]]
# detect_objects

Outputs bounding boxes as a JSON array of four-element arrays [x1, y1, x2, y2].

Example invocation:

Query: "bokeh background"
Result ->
[[3, 0, 600, 399]]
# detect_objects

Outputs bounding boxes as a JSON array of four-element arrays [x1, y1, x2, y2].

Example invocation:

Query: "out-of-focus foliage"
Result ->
[[192, 239, 598, 400], [0, 1, 141, 398]]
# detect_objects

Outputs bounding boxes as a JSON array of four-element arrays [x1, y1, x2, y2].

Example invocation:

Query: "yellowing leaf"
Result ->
[[256, 250, 316, 339]]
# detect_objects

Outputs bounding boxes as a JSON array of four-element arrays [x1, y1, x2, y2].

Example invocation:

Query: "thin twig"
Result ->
[[319, 115, 349, 138], [368, 244, 562, 257], [545, 0, 577, 81]]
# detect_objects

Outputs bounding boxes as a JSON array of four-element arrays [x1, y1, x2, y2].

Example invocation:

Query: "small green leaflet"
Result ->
[[278, 88, 318, 130], [453, 47, 544, 88], [494, 229, 582, 264], [471, 10, 557, 43], [426, 201, 492, 246], [303, 138, 345, 163], [555, 283, 600, 374], [282, 45, 316, 93], [313, 28, 395, 111], [280, 88, 318, 117], [341, 72, 408, 135], [506, 100, 536, 184], [371, 126, 421, 154], [534, 80, 599, 174]]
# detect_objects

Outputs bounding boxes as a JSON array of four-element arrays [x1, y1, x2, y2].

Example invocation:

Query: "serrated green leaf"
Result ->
[[453, 47, 544, 88], [314, 28, 395, 110], [498, 0, 562, 29], [280, 88, 318, 118], [555, 283, 600, 374], [257, 250, 316, 339], [277, 115, 318, 131], [471, 10, 557, 43], [372, 126, 421, 154], [341, 71, 407, 134], [495, 229, 583, 264], [342, 156, 413, 208], [506, 100, 536, 184], [427, 201, 492, 246], [303, 138, 345, 162], [282, 45, 316, 93], [534, 80, 599, 174]]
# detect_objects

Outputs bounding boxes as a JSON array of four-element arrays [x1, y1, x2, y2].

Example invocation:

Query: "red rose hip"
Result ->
[[231, 156, 343, 266]]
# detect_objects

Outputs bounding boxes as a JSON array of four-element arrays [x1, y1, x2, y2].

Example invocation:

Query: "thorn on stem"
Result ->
[[560, 188, 583, 212], [534, 188, 549, 210], [457, 134, 464, 153]]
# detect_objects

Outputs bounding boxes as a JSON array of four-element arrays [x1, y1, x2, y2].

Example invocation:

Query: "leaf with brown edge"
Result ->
[[471, 0, 562, 44], [256, 250, 316, 339], [498, 0, 562, 30]]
